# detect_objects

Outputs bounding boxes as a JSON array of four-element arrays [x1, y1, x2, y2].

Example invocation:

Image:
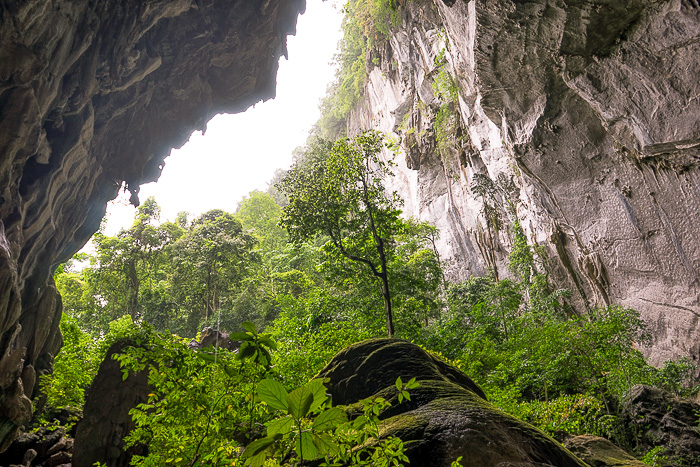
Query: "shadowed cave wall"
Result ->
[[0, 0, 304, 450]]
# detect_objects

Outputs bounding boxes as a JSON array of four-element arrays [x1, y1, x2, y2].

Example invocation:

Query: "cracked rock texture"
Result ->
[[349, 0, 700, 367], [0, 0, 304, 450]]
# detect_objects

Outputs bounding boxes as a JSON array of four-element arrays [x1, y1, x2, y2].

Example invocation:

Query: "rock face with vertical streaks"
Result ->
[[348, 0, 700, 367]]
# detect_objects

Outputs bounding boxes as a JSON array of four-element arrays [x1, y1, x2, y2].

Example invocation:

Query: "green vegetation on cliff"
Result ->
[[317, 0, 401, 138]]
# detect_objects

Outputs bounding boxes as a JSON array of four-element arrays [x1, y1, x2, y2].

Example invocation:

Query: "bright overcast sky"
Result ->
[[103, 0, 343, 235]]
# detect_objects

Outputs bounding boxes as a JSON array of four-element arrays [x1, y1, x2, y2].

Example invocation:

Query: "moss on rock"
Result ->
[[564, 435, 646, 467], [317, 339, 589, 467]]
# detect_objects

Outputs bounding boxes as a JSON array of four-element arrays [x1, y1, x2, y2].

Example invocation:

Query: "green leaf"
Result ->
[[266, 416, 294, 436], [395, 376, 403, 391], [313, 407, 348, 431], [313, 433, 341, 457], [241, 436, 276, 458], [352, 415, 368, 429], [307, 379, 329, 412], [242, 321, 257, 335], [257, 335, 278, 350], [246, 450, 268, 467], [258, 348, 272, 365], [196, 350, 217, 363], [237, 342, 257, 360], [287, 385, 314, 419], [296, 431, 319, 460], [257, 379, 289, 411], [229, 331, 252, 341], [406, 377, 419, 389], [222, 364, 239, 379]]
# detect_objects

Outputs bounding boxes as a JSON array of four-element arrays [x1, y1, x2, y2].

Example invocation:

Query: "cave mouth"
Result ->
[[103, 1, 342, 235], [0, 0, 343, 452]]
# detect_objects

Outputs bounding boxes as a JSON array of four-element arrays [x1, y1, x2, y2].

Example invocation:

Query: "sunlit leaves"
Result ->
[[313, 407, 347, 431], [286, 385, 314, 419], [245, 376, 413, 466], [258, 379, 289, 412]]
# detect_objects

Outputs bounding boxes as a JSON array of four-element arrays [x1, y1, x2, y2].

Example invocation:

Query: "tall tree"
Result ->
[[278, 131, 402, 337], [70, 197, 184, 332], [169, 210, 258, 334]]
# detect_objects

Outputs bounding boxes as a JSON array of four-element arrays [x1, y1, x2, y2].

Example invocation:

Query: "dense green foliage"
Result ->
[[47, 137, 698, 466], [37, 314, 144, 426], [57, 202, 259, 337], [114, 322, 277, 466]]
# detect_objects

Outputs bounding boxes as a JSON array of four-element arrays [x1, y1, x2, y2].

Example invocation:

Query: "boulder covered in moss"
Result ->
[[316, 338, 588, 467], [564, 435, 646, 467]]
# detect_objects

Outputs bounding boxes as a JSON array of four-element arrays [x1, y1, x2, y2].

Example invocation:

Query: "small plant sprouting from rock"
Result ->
[[470, 172, 519, 231]]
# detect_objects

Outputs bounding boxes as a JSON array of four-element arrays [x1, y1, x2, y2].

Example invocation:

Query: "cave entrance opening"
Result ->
[[101, 0, 342, 237]]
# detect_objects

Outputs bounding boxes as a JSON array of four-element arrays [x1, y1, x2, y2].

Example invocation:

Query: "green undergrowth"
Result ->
[[45, 129, 698, 465]]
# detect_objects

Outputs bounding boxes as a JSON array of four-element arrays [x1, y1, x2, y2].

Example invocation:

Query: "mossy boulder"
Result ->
[[564, 435, 646, 467], [620, 385, 700, 465], [316, 338, 588, 467]]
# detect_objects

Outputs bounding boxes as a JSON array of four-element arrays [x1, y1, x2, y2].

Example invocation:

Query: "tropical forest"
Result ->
[[1, 1, 700, 467]]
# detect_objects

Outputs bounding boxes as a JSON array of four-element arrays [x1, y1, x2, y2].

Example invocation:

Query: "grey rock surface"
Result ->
[[348, 0, 700, 366], [620, 384, 700, 465], [0, 0, 304, 450], [72, 339, 150, 467]]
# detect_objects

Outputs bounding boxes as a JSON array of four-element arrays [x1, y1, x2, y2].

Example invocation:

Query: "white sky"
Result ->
[[103, 0, 343, 235]]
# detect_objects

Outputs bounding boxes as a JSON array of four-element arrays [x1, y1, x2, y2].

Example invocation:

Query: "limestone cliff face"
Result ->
[[349, 0, 700, 366], [0, 0, 304, 450]]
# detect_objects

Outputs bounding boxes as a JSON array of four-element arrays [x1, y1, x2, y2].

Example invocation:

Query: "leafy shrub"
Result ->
[[243, 376, 418, 466], [489, 388, 616, 440], [115, 322, 278, 466], [269, 307, 377, 388], [38, 314, 148, 416]]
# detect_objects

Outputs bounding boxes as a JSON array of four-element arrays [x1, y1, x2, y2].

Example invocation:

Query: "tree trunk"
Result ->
[[126, 261, 139, 320], [380, 271, 395, 337]]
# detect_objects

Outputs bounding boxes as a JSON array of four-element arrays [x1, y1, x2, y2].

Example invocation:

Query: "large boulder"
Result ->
[[188, 327, 240, 352], [316, 339, 588, 467], [620, 384, 700, 465], [72, 339, 150, 467], [564, 435, 646, 467]]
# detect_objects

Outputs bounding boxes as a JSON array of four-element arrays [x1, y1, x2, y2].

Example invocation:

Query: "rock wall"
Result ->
[[349, 0, 700, 365], [0, 0, 304, 450]]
